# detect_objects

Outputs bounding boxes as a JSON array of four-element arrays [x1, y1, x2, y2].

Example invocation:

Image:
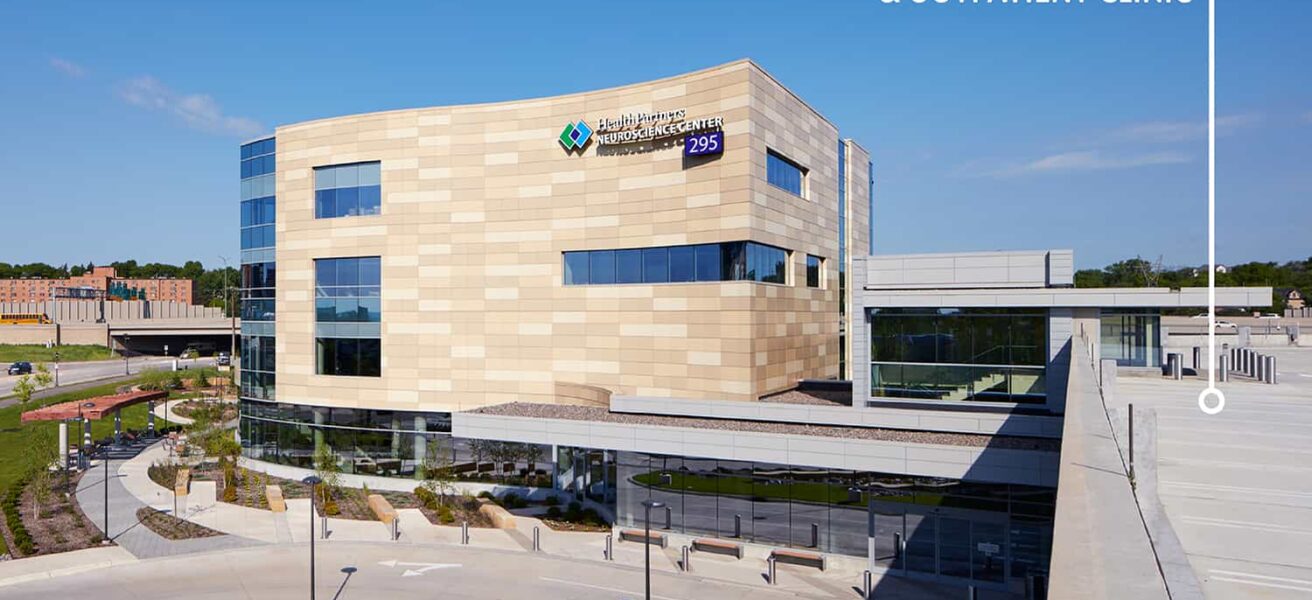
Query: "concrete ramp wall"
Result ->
[[0, 300, 222, 323]]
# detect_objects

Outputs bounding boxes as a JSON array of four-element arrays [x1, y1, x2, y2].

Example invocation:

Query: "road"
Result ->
[[0, 356, 215, 400], [1114, 346, 1312, 599], [0, 541, 839, 600]]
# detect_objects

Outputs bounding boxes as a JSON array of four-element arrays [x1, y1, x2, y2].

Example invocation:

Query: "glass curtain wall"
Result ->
[[564, 242, 787, 285], [616, 452, 1053, 584], [869, 308, 1048, 404], [1099, 309, 1162, 367], [239, 137, 276, 402]]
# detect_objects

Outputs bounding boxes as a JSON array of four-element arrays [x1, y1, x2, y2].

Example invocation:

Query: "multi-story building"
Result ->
[[233, 59, 1271, 593], [0, 266, 197, 304]]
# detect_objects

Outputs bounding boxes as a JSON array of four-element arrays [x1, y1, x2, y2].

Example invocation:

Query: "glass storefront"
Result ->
[[869, 308, 1048, 404], [614, 452, 1053, 585], [1100, 309, 1161, 367]]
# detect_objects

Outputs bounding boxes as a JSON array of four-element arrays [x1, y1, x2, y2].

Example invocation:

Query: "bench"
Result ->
[[619, 529, 667, 548], [367, 494, 398, 525], [692, 538, 743, 559], [771, 549, 825, 571], [174, 468, 190, 497], [265, 485, 286, 513]]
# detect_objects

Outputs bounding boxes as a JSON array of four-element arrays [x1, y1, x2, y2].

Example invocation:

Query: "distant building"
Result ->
[[0, 266, 197, 304], [1279, 287, 1305, 310]]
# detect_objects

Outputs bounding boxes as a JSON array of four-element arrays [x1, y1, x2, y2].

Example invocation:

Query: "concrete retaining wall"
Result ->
[[0, 300, 222, 323]]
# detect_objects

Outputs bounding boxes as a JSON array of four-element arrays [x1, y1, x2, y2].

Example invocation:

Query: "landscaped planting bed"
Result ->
[[173, 399, 237, 422], [136, 507, 223, 540], [1, 472, 108, 558]]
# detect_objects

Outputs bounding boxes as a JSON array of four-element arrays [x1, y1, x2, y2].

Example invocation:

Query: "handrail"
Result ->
[[871, 360, 1044, 370]]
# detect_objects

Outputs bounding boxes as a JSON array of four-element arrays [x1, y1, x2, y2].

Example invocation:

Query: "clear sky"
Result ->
[[0, 1, 1306, 271]]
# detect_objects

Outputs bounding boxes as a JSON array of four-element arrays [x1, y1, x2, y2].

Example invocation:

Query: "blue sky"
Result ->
[[0, 1, 1306, 271]]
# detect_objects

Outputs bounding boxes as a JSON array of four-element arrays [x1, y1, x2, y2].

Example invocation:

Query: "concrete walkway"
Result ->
[[74, 442, 264, 559], [99, 441, 996, 598], [0, 546, 136, 588]]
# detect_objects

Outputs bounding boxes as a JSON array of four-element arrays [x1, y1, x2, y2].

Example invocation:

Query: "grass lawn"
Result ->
[[0, 344, 116, 363]]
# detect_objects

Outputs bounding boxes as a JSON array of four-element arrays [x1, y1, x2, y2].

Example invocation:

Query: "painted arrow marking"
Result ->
[[377, 560, 461, 577]]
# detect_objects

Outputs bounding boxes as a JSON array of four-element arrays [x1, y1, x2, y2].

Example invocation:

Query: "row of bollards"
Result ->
[[1226, 346, 1278, 384]]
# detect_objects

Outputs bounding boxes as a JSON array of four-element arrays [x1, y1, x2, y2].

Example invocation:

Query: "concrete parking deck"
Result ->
[[1111, 346, 1312, 599]]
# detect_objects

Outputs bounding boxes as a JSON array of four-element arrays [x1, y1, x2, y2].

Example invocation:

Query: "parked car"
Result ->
[[1257, 313, 1281, 319], [7, 361, 32, 376], [1191, 313, 1210, 319], [1214, 320, 1237, 329], [216, 352, 231, 366]]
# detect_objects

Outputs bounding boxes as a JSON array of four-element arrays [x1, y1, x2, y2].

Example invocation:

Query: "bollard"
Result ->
[[1265, 355, 1277, 384], [1192, 346, 1201, 371], [533, 525, 541, 552], [604, 533, 612, 560], [462, 521, 469, 545], [681, 545, 691, 572], [767, 556, 777, 585], [893, 532, 902, 561], [968, 584, 978, 600], [321, 515, 328, 539], [863, 570, 873, 600], [665, 505, 672, 530], [393, 517, 400, 541], [1219, 355, 1229, 382], [734, 514, 742, 538], [1256, 354, 1265, 381], [811, 523, 819, 548], [1170, 353, 1183, 380]]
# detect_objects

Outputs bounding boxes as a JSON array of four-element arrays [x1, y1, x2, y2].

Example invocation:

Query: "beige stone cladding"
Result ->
[[273, 59, 855, 413]]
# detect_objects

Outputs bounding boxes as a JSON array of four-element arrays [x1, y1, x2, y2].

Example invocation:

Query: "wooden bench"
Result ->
[[265, 485, 286, 513], [367, 494, 398, 525], [174, 468, 190, 497], [771, 549, 825, 571], [619, 529, 667, 548], [692, 538, 743, 559]]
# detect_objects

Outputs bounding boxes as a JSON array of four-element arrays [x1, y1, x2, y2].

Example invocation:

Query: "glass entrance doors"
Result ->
[[872, 504, 1011, 588]]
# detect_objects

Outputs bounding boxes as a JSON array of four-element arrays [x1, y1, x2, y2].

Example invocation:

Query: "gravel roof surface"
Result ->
[[760, 389, 852, 407], [470, 402, 1059, 452]]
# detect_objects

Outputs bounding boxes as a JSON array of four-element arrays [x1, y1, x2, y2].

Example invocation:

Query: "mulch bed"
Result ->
[[5, 472, 109, 557], [172, 400, 237, 422], [136, 507, 223, 540], [538, 517, 610, 533], [417, 496, 493, 528]]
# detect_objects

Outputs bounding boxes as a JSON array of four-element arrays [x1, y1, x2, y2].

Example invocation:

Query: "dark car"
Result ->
[[7, 362, 32, 376]]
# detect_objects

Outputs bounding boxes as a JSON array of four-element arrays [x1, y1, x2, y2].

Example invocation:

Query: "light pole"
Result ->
[[219, 255, 236, 360], [122, 335, 131, 375], [641, 499, 665, 600], [302, 475, 322, 600]]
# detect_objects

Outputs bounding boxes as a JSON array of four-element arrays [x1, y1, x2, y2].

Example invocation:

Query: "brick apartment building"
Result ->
[[0, 266, 198, 304]]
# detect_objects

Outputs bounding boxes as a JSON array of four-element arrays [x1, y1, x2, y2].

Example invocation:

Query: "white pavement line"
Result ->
[[1209, 570, 1312, 593], [539, 576, 682, 600], [1181, 516, 1312, 536], [1163, 457, 1312, 472], [1163, 481, 1312, 499]]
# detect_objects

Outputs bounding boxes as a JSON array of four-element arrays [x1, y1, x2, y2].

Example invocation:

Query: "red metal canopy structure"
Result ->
[[20, 390, 167, 423]]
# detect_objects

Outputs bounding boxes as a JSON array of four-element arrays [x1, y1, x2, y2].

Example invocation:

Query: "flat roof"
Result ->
[[21, 389, 168, 422], [470, 402, 1059, 452]]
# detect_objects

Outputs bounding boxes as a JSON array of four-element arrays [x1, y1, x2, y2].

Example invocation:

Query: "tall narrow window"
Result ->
[[806, 255, 822, 288], [314, 256, 381, 377], [766, 150, 806, 197]]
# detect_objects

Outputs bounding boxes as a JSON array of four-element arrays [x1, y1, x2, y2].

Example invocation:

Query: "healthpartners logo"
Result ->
[[558, 120, 593, 152]]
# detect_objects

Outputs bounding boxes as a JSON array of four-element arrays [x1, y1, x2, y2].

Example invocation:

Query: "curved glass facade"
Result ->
[[240, 137, 276, 401]]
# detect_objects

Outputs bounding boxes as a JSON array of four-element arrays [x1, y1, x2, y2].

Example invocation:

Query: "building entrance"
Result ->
[[872, 503, 1010, 589]]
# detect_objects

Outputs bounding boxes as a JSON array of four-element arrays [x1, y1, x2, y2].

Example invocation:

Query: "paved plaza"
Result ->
[[1112, 346, 1312, 599]]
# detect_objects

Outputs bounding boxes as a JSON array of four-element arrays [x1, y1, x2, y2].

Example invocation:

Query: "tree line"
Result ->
[[0, 260, 239, 311], [1075, 256, 1312, 312]]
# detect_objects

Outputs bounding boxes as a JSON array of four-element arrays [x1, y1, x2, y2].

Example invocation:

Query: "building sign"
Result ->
[[684, 131, 723, 157], [560, 108, 724, 154]]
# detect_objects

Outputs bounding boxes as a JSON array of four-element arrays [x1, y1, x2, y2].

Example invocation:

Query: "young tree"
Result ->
[[312, 442, 342, 506], [23, 427, 59, 518], [12, 363, 54, 404], [420, 436, 457, 505]]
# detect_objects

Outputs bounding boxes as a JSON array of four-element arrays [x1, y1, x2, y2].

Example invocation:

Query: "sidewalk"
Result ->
[[0, 546, 136, 588], [109, 442, 998, 599]]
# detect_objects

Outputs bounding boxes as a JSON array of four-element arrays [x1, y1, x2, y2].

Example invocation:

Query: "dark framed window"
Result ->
[[316, 338, 381, 377], [806, 255, 822, 288], [562, 241, 789, 286], [314, 162, 382, 219], [314, 256, 381, 377], [766, 150, 806, 197]]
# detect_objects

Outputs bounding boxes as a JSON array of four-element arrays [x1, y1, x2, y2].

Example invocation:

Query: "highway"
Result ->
[[0, 356, 215, 401]]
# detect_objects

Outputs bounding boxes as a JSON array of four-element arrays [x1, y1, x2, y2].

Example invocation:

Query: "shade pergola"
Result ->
[[21, 390, 168, 423]]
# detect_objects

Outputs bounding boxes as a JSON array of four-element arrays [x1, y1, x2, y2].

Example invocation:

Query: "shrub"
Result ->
[[90, 534, 103, 544], [567, 501, 582, 514], [546, 506, 562, 519], [477, 491, 494, 500], [438, 505, 455, 524], [323, 499, 340, 516], [543, 495, 560, 506], [223, 482, 237, 503], [168, 371, 185, 390], [501, 492, 518, 507], [580, 508, 603, 526]]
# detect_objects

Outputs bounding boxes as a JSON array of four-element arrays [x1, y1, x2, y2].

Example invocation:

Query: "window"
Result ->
[[870, 308, 1048, 404], [562, 242, 789, 286], [240, 138, 276, 178], [240, 196, 276, 250], [315, 162, 382, 219], [767, 150, 806, 197], [806, 255, 823, 288], [314, 256, 381, 377]]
